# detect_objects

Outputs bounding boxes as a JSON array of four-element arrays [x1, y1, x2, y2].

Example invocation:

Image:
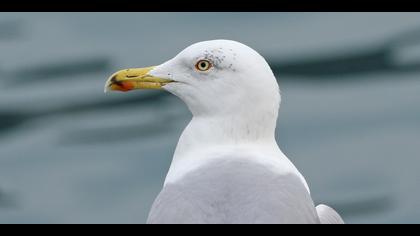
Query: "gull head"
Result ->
[[105, 40, 280, 118]]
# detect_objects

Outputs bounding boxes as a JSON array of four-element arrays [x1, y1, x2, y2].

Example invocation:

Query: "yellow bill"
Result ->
[[104, 66, 174, 92]]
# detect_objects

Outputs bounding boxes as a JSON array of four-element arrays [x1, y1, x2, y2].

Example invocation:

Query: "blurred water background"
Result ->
[[0, 12, 419, 224]]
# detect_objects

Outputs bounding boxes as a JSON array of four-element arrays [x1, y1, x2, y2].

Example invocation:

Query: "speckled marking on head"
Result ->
[[198, 47, 238, 72]]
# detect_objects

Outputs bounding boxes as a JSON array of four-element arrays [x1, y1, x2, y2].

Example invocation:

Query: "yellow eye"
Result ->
[[195, 60, 212, 71]]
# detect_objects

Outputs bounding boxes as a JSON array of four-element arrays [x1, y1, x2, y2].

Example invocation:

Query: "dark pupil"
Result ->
[[200, 62, 206, 68]]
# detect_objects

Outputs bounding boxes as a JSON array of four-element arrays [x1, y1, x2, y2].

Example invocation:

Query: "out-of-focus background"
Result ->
[[0, 12, 419, 224]]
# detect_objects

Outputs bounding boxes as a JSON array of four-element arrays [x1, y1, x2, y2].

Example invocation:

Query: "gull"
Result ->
[[104, 39, 344, 224]]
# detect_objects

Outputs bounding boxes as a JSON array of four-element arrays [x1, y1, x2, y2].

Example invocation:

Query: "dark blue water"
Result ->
[[0, 13, 420, 223]]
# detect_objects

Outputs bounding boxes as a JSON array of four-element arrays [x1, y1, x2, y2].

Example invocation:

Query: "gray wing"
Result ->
[[316, 204, 345, 224], [147, 158, 320, 224]]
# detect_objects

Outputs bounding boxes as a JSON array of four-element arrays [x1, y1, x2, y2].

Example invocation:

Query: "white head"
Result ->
[[105, 40, 281, 142]]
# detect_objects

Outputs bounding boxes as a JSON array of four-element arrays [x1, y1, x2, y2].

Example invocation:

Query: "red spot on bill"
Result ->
[[111, 81, 135, 92]]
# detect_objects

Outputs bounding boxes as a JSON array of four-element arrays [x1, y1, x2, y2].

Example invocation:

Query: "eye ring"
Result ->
[[195, 59, 212, 72]]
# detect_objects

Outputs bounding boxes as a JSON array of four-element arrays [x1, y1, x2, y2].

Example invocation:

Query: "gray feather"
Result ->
[[147, 158, 320, 224], [316, 204, 345, 224]]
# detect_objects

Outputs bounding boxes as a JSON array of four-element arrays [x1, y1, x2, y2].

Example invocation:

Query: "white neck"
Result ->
[[163, 103, 282, 185], [163, 109, 311, 193], [176, 112, 277, 156]]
